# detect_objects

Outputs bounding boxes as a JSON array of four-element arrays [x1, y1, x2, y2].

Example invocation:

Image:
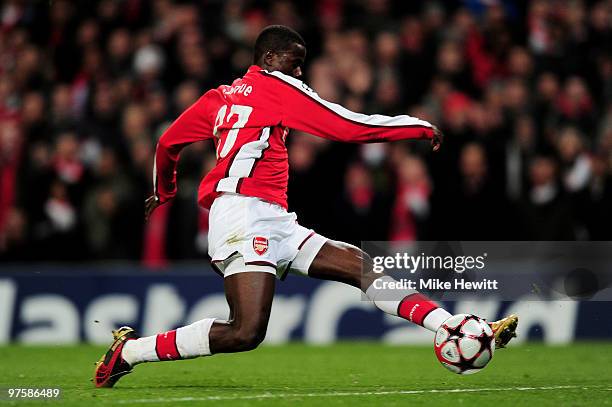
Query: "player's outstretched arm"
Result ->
[[263, 71, 443, 151], [147, 92, 214, 220]]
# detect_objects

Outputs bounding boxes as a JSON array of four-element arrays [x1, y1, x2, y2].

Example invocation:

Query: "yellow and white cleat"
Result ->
[[490, 314, 518, 349]]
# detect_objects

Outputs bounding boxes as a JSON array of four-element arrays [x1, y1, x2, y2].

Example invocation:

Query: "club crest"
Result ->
[[253, 236, 268, 255]]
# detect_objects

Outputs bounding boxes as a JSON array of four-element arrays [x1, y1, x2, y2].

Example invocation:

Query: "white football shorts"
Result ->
[[208, 193, 328, 279]]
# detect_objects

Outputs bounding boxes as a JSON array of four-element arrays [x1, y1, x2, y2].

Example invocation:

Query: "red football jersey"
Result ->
[[154, 65, 434, 209]]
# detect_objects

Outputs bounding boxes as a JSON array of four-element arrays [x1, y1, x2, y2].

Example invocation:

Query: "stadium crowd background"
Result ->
[[0, 0, 610, 265]]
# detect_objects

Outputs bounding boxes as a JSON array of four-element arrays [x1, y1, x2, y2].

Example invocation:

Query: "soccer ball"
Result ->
[[434, 314, 495, 375]]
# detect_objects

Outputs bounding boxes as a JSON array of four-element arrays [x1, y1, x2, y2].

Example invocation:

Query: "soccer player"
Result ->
[[94, 25, 518, 387]]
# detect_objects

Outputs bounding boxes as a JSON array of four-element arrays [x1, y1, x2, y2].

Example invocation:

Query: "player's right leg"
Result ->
[[93, 266, 275, 388], [305, 240, 518, 348], [306, 240, 454, 332]]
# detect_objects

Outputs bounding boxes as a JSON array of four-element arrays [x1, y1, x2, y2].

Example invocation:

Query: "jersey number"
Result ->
[[213, 104, 253, 158]]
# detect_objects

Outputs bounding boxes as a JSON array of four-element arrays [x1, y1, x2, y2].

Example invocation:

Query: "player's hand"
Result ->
[[431, 125, 444, 152], [144, 195, 164, 222]]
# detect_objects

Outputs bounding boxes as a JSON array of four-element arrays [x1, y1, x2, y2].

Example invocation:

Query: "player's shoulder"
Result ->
[[202, 87, 224, 100], [259, 69, 315, 94], [197, 88, 227, 108], [234, 65, 314, 96]]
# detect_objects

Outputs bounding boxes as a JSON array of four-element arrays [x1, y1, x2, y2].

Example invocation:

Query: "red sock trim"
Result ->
[[397, 293, 439, 326], [155, 330, 180, 361]]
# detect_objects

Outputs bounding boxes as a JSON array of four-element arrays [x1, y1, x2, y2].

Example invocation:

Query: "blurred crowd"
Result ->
[[0, 0, 610, 263]]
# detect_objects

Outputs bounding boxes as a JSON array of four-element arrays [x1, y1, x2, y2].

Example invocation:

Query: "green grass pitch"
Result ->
[[0, 343, 611, 406]]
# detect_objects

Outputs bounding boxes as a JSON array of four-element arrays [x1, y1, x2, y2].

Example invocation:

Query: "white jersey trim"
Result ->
[[216, 127, 271, 194], [264, 70, 433, 129]]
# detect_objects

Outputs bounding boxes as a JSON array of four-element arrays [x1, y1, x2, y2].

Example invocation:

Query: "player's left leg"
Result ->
[[306, 240, 517, 346]]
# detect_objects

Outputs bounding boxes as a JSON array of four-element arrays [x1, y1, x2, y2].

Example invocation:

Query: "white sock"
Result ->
[[122, 318, 215, 366], [176, 318, 216, 359], [122, 335, 157, 365], [365, 275, 451, 332], [365, 275, 416, 316], [422, 308, 452, 332]]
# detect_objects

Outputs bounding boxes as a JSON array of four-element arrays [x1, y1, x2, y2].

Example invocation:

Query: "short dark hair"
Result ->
[[253, 25, 305, 64]]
